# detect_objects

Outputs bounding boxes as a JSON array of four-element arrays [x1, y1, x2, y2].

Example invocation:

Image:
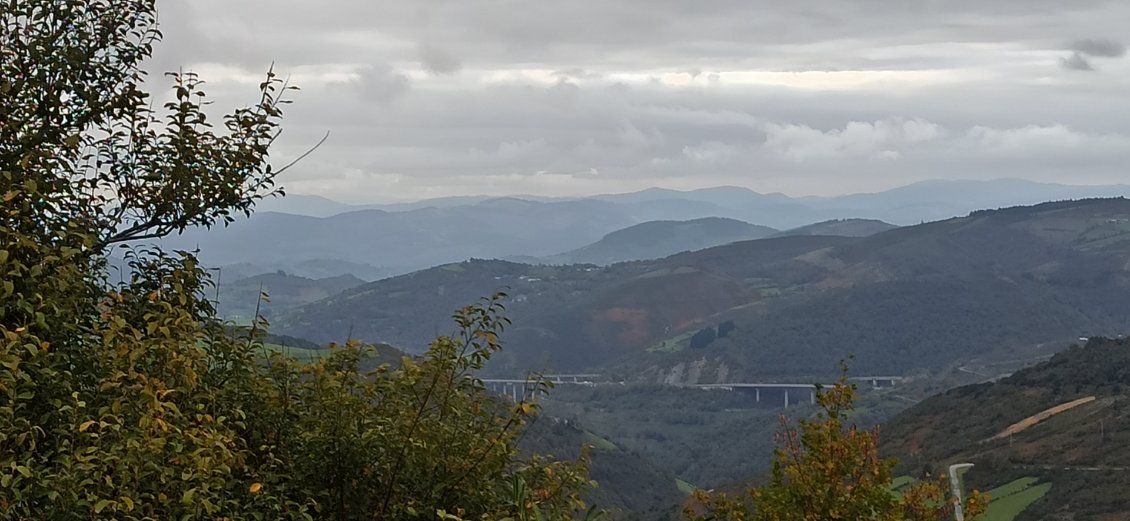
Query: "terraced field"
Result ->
[[984, 477, 1051, 521], [888, 475, 1049, 520]]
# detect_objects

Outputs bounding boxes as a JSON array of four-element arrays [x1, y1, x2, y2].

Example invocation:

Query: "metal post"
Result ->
[[811, 389, 816, 404], [784, 390, 789, 409], [755, 388, 760, 403]]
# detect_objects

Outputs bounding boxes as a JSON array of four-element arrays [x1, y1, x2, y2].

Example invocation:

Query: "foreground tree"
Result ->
[[686, 377, 987, 521], [1, 2, 592, 519]]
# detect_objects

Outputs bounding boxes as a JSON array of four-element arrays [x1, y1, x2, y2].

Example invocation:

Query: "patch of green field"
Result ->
[[890, 475, 915, 492], [983, 477, 1050, 521], [987, 477, 1040, 498], [647, 331, 694, 353], [439, 263, 466, 273], [675, 478, 697, 494], [582, 431, 618, 451]]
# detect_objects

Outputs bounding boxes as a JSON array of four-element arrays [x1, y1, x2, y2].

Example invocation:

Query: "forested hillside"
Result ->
[[278, 198, 1130, 381], [880, 337, 1130, 520], [772, 218, 897, 238]]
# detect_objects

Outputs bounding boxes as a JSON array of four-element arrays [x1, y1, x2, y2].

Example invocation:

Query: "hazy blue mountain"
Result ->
[[546, 217, 777, 265], [809, 178, 1130, 224], [165, 179, 1130, 280], [276, 198, 1130, 382], [253, 194, 359, 217], [161, 199, 640, 277], [208, 261, 392, 284]]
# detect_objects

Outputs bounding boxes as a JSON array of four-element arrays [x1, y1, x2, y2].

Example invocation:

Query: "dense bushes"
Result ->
[[0, 3, 591, 518]]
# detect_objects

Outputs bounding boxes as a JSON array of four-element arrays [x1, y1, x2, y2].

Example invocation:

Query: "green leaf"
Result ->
[[94, 499, 113, 513]]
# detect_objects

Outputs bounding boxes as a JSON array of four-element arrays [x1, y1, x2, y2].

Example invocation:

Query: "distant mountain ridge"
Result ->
[[165, 179, 1130, 281], [275, 198, 1130, 382], [544, 217, 777, 265], [266, 179, 1130, 224]]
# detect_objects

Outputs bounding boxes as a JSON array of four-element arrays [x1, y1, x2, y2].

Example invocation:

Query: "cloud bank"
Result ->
[[150, 0, 1130, 201]]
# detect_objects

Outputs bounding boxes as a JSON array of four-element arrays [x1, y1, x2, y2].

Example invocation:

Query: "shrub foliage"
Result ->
[[0, 2, 591, 519]]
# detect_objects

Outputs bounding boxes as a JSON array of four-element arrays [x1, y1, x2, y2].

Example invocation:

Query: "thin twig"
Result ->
[[273, 131, 329, 176]]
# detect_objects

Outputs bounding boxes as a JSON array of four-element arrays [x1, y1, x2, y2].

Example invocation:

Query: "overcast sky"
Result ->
[[151, 0, 1130, 202]]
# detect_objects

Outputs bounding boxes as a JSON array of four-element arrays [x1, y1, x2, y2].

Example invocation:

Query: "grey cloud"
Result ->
[[345, 64, 411, 102], [417, 43, 463, 75], [1060, 52, 1094, 71], [252, 73, 1130, 193], [162, 0, 1130, 74], [1071, 38, 1126, 57], [553, 68, 604, 81], [268, 78, 1130, 197], [148, 0, 1130, 199], [1061, 38, 1126, 71]]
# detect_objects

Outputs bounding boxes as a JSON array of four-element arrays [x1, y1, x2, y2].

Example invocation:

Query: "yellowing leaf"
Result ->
[[78, 420, 96, 432], [249, 482, 262, 494]]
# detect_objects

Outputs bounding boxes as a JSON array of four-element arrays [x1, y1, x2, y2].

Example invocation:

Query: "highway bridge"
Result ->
[[481, 374, 903, 407], [480, 374, 601, 401]]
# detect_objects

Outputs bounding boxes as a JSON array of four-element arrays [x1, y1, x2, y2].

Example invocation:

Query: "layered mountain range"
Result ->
[[164, 179, 1130, 280], [272, 197, 1130, 383]]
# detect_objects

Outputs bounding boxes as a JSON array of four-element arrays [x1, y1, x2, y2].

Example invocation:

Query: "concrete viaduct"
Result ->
[[481, 374, 902, 408]]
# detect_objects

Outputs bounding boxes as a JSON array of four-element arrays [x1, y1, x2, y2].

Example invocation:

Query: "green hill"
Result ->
[[772, 218, 897, 238], [277, 198, 1130, 380], [217, 271, 367, 322], [521, 417, 683, 519], [547, 217, 777, 265], [880, 337, 1130, 520]]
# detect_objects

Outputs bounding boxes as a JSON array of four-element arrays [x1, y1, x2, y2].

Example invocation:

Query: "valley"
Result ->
[[204, 194, 1130, 520]]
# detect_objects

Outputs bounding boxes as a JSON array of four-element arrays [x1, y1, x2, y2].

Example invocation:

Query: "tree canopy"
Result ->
[[685, 376, 987, 521], [1, 2, 592, 519]]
